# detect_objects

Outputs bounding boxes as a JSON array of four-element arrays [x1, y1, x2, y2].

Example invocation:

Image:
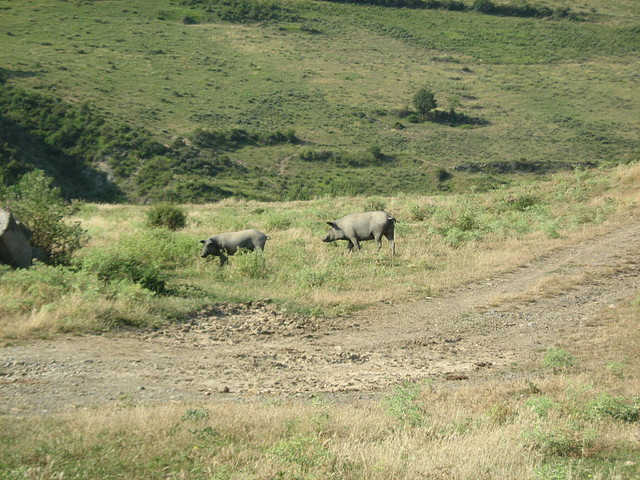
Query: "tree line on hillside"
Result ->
[[172, 0, 299, 24], [316, 0, 579, 20]]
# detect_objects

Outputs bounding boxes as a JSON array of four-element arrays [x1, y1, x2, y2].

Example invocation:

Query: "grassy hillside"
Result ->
[[1, 0, 638, 201]]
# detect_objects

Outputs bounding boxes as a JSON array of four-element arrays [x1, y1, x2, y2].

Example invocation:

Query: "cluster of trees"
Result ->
[[299, 145, 389, 168], [410, 86, 485, 126]]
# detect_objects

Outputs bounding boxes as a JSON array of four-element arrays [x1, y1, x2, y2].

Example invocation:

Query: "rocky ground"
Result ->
[[2, 222, 640, 414]]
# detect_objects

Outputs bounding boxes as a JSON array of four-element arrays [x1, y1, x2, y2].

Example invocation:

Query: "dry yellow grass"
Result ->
[[2, 288, 638, 478]]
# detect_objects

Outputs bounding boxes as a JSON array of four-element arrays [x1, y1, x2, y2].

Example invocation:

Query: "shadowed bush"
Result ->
[[146, 203, 188, 231]]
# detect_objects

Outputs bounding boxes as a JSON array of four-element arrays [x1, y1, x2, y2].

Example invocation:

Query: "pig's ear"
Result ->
[[327, 221, 339, 229]]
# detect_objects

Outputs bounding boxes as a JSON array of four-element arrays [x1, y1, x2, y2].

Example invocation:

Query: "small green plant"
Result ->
[[408, 203, 435, 221], [504, 194, 540, 211], [146, 203, 187, 230], [605, 361, 626, 378], [542, 348, 576, 373], [526, 425, 596, 457], [526, 396, 559, 419], [486, 404, 517, 425], [181, 408, 210, 422], [296, 267, 329, 288], [270, 435, 330, 476], [382, 381, 425, 427], [533, 463, 570, 480], [230, 250, 269, 279], [363, 196, 387, 212], [586, 393, 640, 423], [82, 251, 168, 294]]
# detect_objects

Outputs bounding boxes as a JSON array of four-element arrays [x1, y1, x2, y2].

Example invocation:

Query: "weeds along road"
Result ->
[[2, 221, 640, 414]]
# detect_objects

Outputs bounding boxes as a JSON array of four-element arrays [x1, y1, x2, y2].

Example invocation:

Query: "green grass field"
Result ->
[[1, 0, 638, 201]]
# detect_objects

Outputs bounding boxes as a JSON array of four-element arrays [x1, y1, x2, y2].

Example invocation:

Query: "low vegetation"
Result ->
[[1, 162, 639, 339]]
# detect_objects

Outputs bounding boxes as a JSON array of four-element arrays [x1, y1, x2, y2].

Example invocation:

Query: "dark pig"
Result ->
[[200, 229, 269, 265], [322, 211, 396, 255]]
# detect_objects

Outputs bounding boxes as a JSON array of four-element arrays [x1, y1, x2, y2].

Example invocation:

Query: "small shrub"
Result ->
[[486, 404, 517, 425], [82, 251, 168, 294], [368, 144, 383, 159], [296, 267, 329, 288], [363, 197, 387, 212], [408, 203, 435, 221], [230, 250, 269, 279], [504, 194, 540, 211], [526, 425, 596, 457], [526, 396, 559, 419], [79, 229, 194, 295], [146, 203, 187, 230], [181, 408, 209, 421], [436, 168, 452, 182], [586, 393, 640, 422], [542, 348, 576, 373], [382, 381, 425, 427], [270, 435, 330, 476], [182, 15, 198, 25]]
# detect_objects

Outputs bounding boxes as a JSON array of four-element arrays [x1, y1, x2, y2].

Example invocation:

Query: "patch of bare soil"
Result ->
[[2, 222, 640, 414]]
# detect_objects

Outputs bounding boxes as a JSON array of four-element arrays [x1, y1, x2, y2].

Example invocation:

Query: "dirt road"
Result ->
[[2, 222, 640, 414]]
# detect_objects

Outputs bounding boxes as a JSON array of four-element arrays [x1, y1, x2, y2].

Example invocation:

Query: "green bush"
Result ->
[[586, 393, 640, 423], [363, 197, 387, 212], [526, 396, 559, 419], [270, 435, 330, 476], [82, 251, 168, 294], [412, 86, 438, 120], [0, 263, 94, 311], [146, 203, 188, 230], [542, 348, 576, 373], [408, 203, 435, 221], [296, 266, 329, 288], [230, 250, 269, 279], [0, 170, 88, 264], [526, 425, 596, 457], [80, 230, 195, 293], [382, 381, 426, 427]]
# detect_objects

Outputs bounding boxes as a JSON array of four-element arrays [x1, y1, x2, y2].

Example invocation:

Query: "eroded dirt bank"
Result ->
[[2, 222, 640, 414]]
